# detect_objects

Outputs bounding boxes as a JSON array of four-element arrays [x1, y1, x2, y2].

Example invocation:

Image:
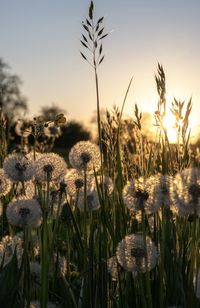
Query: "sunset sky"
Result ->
[[0, 0, 200, 140]]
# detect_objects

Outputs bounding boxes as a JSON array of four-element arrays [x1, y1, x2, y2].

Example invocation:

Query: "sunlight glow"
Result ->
[[162, 112, 179, 143], [161, 114, 199, 144]]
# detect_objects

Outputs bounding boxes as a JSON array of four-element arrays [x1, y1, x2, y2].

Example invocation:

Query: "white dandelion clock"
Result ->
[[171, 168, 200, 217], [77, 189, 100, 211], [6, 197, 42, 228], [123, 177, 161, 214], [116, 233, 157, 274], [3, 154, 35, 182], [35, 152, 67, 182], [44, 123, 61, 138], [15, 119, 32, 138], [63, 169, 93, 197], [0, 168, 12, 197], [69, 141, 101, 172]]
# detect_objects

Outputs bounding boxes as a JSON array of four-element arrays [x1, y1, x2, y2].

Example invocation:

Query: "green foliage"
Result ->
[[0, 250, 22, 308]]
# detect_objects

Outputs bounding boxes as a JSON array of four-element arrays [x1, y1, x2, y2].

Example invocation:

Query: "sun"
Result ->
[[159, 111, 199, 144], [162, 112, 180, 143]]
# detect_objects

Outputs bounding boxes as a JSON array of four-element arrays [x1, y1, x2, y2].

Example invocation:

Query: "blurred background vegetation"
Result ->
[[1, 56, 200, 158]]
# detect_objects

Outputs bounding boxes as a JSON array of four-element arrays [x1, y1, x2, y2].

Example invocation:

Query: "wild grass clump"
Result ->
[[0, 1, 200, 308]]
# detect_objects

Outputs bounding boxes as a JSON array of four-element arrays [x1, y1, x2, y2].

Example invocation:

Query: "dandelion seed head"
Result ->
[[171, 168, 200, 217], [3, 154, 35, 182], [131, 246, 147, 258], [124, 174, 172, 214], [116, 234, 157, 274], [63, 169, 93, 197], [6, 197, 42, 227], [19, 207, 30, 218], [123, 178, 159, 214], [75, 178, 84, 189], [35, 152, 67, 182], [77, 189, 100, 211], [80, 152, 92, 164], [43, 164, 54, 174], [44, 123, 61, 138], [69, 141, 101, 172], [123, 180, 150, 212], [15, 120, 32, 138]]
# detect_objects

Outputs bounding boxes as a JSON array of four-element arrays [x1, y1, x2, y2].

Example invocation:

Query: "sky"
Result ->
[[0, 0, 200, 139]]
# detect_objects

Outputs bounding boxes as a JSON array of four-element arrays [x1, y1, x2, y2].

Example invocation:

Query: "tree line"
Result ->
[[0, 58, 91, 152]]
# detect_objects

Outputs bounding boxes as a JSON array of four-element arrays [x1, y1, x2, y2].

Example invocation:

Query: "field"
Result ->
[[0, 2, 200, 308]]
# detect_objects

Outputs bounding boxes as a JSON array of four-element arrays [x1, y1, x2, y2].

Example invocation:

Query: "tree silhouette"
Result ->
[[0, 58, 27, 120], [54, 120, 91, 150], [40, 104, 66, 122]]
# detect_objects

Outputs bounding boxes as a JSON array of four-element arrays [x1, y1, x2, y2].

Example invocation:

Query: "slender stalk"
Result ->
[[94, 65, 104, 196], [61, 275, 78, 308], [83, 167, 88, 270], [40, 180, 50, 308], [82, 167, 89, 307], [51, 191, 63, 251], [65, 194, 84, 252], [23, 226, 30, 307]]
